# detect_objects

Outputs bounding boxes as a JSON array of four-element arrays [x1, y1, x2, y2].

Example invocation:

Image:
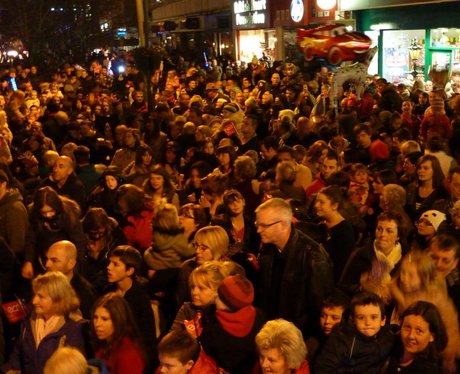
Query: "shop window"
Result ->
[[431, 28, 460, 48]]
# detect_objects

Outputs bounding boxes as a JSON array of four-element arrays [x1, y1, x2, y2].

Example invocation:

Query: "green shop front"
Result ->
[[341, 1, 460, 82]]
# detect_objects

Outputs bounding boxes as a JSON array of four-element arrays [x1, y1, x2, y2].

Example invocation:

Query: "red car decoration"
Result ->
[[297, 24, 372, 65]]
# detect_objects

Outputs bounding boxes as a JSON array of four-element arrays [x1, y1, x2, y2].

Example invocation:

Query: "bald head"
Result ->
[[45, 240, 77, 277], [52, 155, 74, 185]]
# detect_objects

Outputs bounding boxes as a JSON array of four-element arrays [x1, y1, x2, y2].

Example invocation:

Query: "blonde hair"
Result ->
[[193, 226, 229, 259], [32, 272, 80, 316], [189, 261, 226, 290], [44, 347, 87, 374], [256, 319, 307, 370]]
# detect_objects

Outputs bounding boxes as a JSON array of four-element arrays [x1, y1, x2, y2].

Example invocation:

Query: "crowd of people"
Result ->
[[0, 52, 459, 374]]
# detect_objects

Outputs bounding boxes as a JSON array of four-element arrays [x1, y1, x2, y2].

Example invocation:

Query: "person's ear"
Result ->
[[429, 333, 434, 343], [381, 315, 386, 326], [185, 359, 195, 371], [126, 266, 135, 277]]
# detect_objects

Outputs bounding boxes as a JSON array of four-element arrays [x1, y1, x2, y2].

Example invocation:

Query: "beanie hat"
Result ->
[[419, 210, 446, 231], [218, 274, 254, 311]]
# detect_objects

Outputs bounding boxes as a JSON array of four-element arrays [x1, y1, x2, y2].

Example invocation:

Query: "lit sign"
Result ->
[[316, 0, 336, 10], [233, 0, 269, 28], [290, 0, 304, 22]]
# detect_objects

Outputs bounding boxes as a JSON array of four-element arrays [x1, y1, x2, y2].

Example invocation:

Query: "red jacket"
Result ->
[[96, 337, 145, 374], [122, 208, 155, 252]]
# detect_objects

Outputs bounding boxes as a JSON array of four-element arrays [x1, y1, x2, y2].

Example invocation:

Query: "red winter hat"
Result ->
[[218, 274, 254, 311]]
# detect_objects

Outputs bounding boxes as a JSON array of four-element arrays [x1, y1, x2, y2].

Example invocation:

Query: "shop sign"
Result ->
[[233, 0, 269, 28], [290, 0, 304, 22]]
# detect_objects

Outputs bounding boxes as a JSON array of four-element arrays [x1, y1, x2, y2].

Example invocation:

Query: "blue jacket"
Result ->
[[1, 316, 86, 374]]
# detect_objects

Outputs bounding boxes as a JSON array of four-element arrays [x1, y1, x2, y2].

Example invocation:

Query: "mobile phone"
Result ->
[[10, 78, 17, 91]]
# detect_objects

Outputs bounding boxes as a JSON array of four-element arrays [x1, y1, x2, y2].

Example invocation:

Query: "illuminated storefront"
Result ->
[[339, 0, 460, 82]]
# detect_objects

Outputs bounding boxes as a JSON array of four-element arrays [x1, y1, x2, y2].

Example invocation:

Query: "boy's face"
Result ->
[[320, 306, 344, 335], [158, 355, 193, 374], [107, 256, 133, 284], [357, 131, 372, 148], [353, 304, 385, 337]]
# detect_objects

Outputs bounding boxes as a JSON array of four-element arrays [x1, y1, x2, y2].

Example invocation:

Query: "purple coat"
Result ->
[[1, 316, 86, 374]]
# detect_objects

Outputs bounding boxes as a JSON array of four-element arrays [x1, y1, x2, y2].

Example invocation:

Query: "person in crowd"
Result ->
[[432, 166, 460, 215], [303, 140, 329, 177], [255, 197, 334, 337], [306, 294, 349, 365], [92, 293, 145, 374], [0, 169, 28, 257], [315, 292, 395, 374], [115, 184, 154, 253], [122, 143, 154, 187], [200, 274, 266, 373], [1, 272, 86, 374], [427, 234, 460, 316], [105, 245, 156, 369], [340, 212, 404, 301], [81, 207, 125, 293], [171, 261, 237, 335], [314, 185, 355, 283], [178, 203, 209, 243], [156, 330, 219, 373], [347, 163, 371, 214], [110, 128, 140, 172], [390, 250, 460, 372], [73, 145, 102, 197], [40, 155, 87, 210], [270, 161, 307, 204], [414, 209, 446, 250], [23, 186, 85, 279], [199, 172, 229, 217], [176, 225, 230, 306], [43, 347, 94, 374], [384, 301, 447, 374], [144, 164, 180, 210], [406, 154, 448, 220], [306, 149, 339, 198], [254, 318, 310, 374], [87, 167, 124, 221], [45, 240, 98, 320]]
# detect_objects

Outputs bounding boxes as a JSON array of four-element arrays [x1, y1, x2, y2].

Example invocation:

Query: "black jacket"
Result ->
[[315, 322, 395, 374], [257, 226, 334, 337]]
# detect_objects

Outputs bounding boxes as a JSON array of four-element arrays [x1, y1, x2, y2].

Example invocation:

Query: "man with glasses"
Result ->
[[255, 198, 333, 338]]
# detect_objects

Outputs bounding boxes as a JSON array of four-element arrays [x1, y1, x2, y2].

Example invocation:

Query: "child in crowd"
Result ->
[[156, 330, 218, 373], [390, 250, 460, 372], [348, 163, 370, 215], [315, 292, 394, 374], [306, 293, 349, 364], [199, 274, 266, 373]]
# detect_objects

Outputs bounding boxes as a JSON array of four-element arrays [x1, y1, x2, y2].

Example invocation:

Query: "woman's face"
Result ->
[[194, 240, 214, 264], [227, 197, 245, 216], [402, 101, 413, 114], [124, 132, 136, 147], [105, 175, 118, 190], [141, 152, 152, 166], [372, 177, 384, 195], [417, 161, 433, 183], [150, 173, 165, 190], [259, 348, 290, 374], [314, 192, 337, 218], [403, 158, 416, 176], [400, 260, 422, 293], [32, 288, 55, 319], [190, 169, 202, 189], [374, 219, 399, 254], [217, 152, 231, 168], [417, 218, 436, 237], [190, 280, 217, 307], [93, 306, 115, 341], [401, 314, 434, 356], [204, 141, 215, 155]]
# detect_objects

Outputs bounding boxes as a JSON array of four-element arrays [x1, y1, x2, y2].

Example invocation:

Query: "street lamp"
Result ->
[[408, 38, 422, 78]]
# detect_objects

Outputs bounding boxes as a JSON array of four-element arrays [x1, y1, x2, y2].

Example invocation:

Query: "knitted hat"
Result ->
[[218, 274, 254, 311], [419, 210, 446, 231]]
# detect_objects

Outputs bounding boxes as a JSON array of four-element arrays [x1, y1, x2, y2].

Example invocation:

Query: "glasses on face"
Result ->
[[254, 220, 282, 229], [193, 242, 210, 251]]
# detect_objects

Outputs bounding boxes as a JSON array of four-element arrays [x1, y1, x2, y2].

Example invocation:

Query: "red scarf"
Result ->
[[216, 306, 256, 337]]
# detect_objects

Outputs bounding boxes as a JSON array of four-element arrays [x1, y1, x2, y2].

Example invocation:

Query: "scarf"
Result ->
[[33, 315, 65, 348], [372, 241, 402, 285], [216, 305, 256, 337]]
